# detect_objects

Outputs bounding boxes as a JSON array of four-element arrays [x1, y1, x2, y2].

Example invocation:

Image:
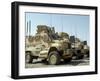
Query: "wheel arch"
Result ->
[[48, 47, 58, 55], [48, 49, 61, 65], [25, 51, 32, 55], [48, 47, 63, 57]]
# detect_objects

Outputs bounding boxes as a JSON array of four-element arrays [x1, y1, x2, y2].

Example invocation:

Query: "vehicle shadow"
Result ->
[[30, 58, 89, 66], [59, 60, 88, 66]]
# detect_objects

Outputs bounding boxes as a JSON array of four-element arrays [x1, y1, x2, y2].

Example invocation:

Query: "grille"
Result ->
[[62, 42, 71, 50]]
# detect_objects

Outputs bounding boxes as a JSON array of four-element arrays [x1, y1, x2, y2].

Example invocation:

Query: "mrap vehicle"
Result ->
[[70, 36, 89, 59], [25, 25, 89, 65], [25, 39, 73, 65]]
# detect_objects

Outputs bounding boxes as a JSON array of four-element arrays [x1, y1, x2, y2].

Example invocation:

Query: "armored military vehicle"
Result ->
[[25, 25, 73, 65], [70, 36, 89, 59], [82, 41, 89, 57]]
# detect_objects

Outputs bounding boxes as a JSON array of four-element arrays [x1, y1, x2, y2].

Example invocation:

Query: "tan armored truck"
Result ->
[[70, 36, 89, 59], [25, 25, 73, 65], [81, 41, 89, 57]]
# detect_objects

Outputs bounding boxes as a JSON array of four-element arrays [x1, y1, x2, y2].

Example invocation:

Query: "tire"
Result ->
[[75, 50, 84, 59], [64, 58, 72, 63], [77, 54, 84, 59], [48, 51, 61, 65], [42, 59, 47, 62], [87, 51, 89, 57], [25, 52, 33, 63], [41, 59, 47, 64]]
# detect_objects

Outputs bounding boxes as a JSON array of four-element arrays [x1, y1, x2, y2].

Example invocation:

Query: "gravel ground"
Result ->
[[25, 56, 89, 68]]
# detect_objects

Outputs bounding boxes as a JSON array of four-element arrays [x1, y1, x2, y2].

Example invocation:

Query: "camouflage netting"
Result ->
[[75, 38, 81, 43], [58, 32, 69, 39], [36, 25, 58, 40], [26, 25, 70, 47]]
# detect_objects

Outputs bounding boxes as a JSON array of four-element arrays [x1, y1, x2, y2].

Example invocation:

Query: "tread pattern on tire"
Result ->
[[48, 51, 61, 65], [25, 52, 33, 63]]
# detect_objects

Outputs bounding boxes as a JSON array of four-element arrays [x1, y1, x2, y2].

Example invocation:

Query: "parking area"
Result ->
[[25, 56, 89, 68]]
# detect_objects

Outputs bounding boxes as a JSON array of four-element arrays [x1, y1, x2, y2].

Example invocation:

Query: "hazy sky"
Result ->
[[25, 12, 89, 45]]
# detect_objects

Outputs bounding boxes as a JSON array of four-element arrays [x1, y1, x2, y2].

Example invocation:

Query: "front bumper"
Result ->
[[62, 49, 73, 59]]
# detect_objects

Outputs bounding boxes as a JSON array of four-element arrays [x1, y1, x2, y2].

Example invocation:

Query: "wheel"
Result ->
[[25, 52, 33, 63], [86, 51, 89, 57], [41, 59, 47, 64], [77, 54, 84, 59], [75, 50, 84, 59], [42, 59, 47, 62], [64, 58, 72, 63], [48, 51, 61, 65]]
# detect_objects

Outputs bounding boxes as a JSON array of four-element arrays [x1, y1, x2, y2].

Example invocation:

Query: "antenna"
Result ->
[[27, 21, 28, 36], [61, 15, 63, 32], [71, 24, 73, 36], [50, 13, 52, 27], [76, 25, 77, 38], [29, 20, 31, 36], [75, 25, 77, 43]]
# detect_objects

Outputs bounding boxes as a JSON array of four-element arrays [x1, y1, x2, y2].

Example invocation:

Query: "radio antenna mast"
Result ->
[[29, 20, 31, 36], [75, 25, 77, 43], [26, 21, 28, 36], [71, 24, 73, 36], [50, 13, 52, 27], [61, 15, 63, 32]]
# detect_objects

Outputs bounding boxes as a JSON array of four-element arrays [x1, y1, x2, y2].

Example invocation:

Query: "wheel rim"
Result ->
[[49, 54, 57, 65], [26, 54, 31, 63]]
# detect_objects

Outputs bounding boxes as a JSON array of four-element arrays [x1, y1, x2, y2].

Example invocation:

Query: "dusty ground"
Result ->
[[25, 56, 89, 68]]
